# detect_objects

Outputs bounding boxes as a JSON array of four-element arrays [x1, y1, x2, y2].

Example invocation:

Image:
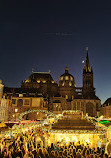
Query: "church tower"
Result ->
[[82, 48, 95, 98]]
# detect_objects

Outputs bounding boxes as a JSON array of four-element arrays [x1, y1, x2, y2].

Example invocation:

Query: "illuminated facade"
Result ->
[[47, 111, 106, 148], [52, 52, 100, 116], [0, 97, 10, 122], [1, 51, 100, 120]]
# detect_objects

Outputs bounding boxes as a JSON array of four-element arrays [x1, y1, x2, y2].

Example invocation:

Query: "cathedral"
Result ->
[[2, 50, 101, 121]]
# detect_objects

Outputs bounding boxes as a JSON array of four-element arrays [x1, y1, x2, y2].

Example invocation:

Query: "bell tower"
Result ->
[[82, 47, 95, 98]]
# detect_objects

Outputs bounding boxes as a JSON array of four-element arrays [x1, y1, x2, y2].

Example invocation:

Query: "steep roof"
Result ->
[[27, 71, 54, 82], [83, 52, 93, 74], [103, 98, 111, 106]]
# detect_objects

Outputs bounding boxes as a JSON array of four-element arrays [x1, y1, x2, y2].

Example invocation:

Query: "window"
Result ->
[[66, 95, 68, 99], [12, 99, 16, 104], [61, 77, 63, 80], [70, 76, 73, 81], [77, 102, 80, 110], [69, 82, 72, 86], [24, 99, 30, 105], [62, 82, 64, 86], [65, 76, 69, 80], [81, 102, 84, 111], [73, 102, 76, 110], [86, 102, 93, 116]]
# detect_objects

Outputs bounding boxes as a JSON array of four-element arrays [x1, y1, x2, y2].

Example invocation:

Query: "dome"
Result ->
[[59, 67, 75, 87]]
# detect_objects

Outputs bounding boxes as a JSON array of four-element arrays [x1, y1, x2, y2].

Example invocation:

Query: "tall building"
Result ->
[[2, 50, 101, 120]]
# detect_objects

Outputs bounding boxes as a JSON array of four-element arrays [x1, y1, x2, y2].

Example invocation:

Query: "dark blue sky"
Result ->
[[0, 0, 111, 103]]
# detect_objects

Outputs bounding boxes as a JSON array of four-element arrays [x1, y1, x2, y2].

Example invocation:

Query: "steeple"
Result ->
[[83, 47, 92, 73], [82, 47, 95, 99]]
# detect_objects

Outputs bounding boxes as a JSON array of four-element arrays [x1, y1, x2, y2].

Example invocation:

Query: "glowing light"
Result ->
[[15, 109, 18, 112], [25, 80, 29, 83], [65, 76, 69, 80], [62, 82, 64, 86], [86, 138, 90, 144], [99, 120, 110, 124], [69, 82, 72, 86], [73, 136, 77, 142], [61, 77, 63, 81]]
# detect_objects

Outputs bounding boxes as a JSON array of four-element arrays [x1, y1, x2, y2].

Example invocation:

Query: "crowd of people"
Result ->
[[0, 125, 110, 158]]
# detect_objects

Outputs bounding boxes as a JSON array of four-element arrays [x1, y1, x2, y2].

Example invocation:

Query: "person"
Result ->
[[72, 148, 76, 158], [15, 148, 23, 158], [38, 148, 44, 158], [23, 149, 34, 158], [76, 149, 82, 158], [103, 153, 108, 158]]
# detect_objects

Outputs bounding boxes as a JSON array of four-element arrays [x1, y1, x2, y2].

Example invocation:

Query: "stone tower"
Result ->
[[82, 48, 95, 98]]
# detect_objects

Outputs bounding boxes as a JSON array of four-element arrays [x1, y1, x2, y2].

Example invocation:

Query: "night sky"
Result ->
[[0, 0, 111, 104]]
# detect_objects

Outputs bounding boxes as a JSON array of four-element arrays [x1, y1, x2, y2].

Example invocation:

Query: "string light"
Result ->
[[0, 110, 107, 139]]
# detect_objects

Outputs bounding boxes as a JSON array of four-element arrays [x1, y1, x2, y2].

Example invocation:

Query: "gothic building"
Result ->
[[2, 51, 101, 120], [83, 53, 95, 98]]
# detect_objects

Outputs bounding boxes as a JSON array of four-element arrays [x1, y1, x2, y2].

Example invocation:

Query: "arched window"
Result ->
[[73, 102, 76, 110], [17, 99, 23, 113], [65, 76, 69, 80], [61, 77, 63, 80], [77, 102, 80, 110], [81, 102, 84, 111], [69, 82, 72, 86], [70, 76, 73, 81], [86, 102, 93, 116], [62, 82, 64, 86]]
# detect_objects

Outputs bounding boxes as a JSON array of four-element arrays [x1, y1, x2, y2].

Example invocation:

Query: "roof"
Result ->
[[52, 118, 96, 130], [103, 98, 111, 106], [3, 87, 44, 97], [27, 72, 54, 82], [60, 72, 74, 78], [60, 67, 74, 79], [83, 52, 93, 74]]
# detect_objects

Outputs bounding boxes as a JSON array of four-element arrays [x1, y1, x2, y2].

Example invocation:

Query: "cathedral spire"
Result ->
[[83, 47, 92, 73], [82, 47, 95, 98]]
